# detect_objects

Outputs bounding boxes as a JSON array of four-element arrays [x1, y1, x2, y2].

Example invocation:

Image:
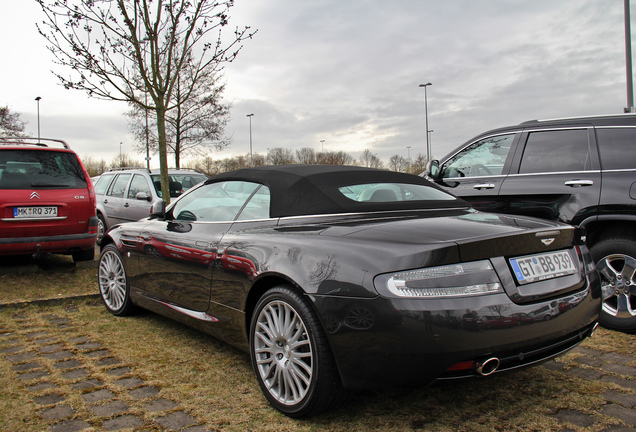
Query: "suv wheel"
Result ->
[[590, 237, 636, 334]]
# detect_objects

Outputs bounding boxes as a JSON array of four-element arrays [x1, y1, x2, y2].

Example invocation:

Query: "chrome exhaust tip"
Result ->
[[474, 357, 500, 376]]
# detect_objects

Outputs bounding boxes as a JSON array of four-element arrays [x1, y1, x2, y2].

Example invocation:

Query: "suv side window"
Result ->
[[441, 134, 515, 179], [127, 174, 151, 198], [595, 128, 636, 170], [107, 174, 131, 198], [519, 129, 591, 174]]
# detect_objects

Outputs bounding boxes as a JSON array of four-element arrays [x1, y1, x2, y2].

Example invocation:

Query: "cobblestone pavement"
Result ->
[[0, 308, 207, 432], [1, 303, 636, 431], [541, 347, 636, 432]]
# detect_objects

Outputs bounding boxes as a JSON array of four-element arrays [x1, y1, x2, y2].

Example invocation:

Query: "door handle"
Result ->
[[474, 183, 495, 190], [123, 203, 129, 208], [564, 180, 594, 187], [103, 199, 108, 204]]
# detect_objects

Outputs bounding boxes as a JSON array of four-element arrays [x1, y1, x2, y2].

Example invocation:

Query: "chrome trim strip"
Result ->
[[507, 170, 601, 178], [151, 297, 219, 322], [1, 216, 67, 222], [278, 206, 471, 222]]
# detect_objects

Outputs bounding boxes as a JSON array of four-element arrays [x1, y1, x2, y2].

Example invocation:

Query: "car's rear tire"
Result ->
[[97, 244, 136, 316], [249, 285, 351, 417], [590, 237, 636, 334], [96, 214, 107, 246]]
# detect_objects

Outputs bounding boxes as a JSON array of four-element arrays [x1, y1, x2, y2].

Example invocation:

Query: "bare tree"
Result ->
[[389, 154, 407, 172], [296, 147, 317, 164], [410, 153, 428, 175], [125, 53, 232, 168], [359, 149, 383, 169], [37, 0, 255, 203], [267, 148, 295, 165], [316, 151, 354, 166], [0, 106, 29, 137]]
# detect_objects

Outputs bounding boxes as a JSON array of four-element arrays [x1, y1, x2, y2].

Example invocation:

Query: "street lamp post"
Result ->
[[119, 142, 122, 166], [247, 114, 254, 167], [320, 140, 325, 152], [406, 145, 411, 173], [419, 83, 432, 161], [35, 97, 41, 143]]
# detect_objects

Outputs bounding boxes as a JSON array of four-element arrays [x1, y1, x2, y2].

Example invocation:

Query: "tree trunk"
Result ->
[[156, 101, 171, 206]]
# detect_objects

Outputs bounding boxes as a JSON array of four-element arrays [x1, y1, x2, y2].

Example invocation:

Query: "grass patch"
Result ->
[[0, 301, 632, 431], [0, 254, 97, 304]]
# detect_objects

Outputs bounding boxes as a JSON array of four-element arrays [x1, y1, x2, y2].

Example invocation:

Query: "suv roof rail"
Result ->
[[520, 112, 636, 125], [148, 167, 205, 174], [108, 167, 149, 172], [0, 137, 71, 149]]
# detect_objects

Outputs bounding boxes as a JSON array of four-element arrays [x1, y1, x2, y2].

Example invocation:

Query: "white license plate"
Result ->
[[13, 206, 58, 218], [509, 250, 577, 284]]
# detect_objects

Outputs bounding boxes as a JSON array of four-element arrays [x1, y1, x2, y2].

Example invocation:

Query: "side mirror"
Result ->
[[149, 199, 166, 219], [135, 191, 151, 201], [425, 160, 440, 179]]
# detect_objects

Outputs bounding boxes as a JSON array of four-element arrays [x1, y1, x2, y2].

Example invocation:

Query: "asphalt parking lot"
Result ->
[[0, 260, 635, 431]]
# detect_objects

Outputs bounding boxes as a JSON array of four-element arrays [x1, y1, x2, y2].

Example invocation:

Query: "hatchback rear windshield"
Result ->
[[0, 150, 87, 189]]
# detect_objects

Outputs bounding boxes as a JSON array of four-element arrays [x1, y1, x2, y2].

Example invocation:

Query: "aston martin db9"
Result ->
[[97, 165, 601, 417]]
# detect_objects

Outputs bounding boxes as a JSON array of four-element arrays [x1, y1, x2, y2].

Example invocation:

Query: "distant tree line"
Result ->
[[82, 146, 429, 177]]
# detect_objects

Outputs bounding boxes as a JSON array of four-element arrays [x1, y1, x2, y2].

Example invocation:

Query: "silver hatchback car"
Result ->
[[93, 167, 207, 244]]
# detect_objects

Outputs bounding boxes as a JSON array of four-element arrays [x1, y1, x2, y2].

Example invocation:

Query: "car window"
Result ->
[[127, 174, 151, 198], [107, 173, 131, 198], [596, 128, 636, 170], [172, 181, 265, 222], [236, 185, 271, 220], [94, 175, 114, 195], [338, 183, 456, 202], [519, 129, 591, 174], [441, 134, 515, 179], [0, 150, 87, 189], [150, 173, 207, 197]]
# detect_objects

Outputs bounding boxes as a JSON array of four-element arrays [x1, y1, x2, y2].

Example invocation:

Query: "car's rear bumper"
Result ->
[[0, 232, 96, 255], [312, 281, 601, 390]]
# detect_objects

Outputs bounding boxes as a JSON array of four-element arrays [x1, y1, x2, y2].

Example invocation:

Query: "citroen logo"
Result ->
[[30, 192, 40, 200], [540, 238, 555, 246]]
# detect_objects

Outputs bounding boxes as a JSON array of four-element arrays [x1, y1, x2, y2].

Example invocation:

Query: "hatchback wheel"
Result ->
[[590, 237, 636, 334], [96, 214, 106, 245], [97, 244, 136, 316], [249, 286, 350, 417]]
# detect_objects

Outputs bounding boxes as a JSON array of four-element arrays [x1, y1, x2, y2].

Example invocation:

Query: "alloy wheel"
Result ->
[[98, 250, 127, 311], [253, 300, 313, 406], [596, 253, 636, 319]]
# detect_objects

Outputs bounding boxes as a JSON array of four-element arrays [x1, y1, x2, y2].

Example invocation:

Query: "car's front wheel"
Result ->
[[249, 285, 350, 417], [590, 237, 636, 334], [97, 244, 136, 316]]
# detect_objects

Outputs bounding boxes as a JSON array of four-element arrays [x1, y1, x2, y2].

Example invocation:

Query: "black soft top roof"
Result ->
[[209, 165, 468, 218]]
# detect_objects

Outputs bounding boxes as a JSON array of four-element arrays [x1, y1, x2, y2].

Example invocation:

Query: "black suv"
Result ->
[[425, 114, 636, 333]]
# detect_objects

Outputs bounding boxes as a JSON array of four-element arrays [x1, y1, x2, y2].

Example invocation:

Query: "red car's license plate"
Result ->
[[13, 206, 58, 218]]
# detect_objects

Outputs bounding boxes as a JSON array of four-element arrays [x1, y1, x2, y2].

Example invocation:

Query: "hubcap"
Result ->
[[253, 300, 313, 406], [98, 250, 127, 311], [96, 218, 105, 243], [596, 253, 636, 318]]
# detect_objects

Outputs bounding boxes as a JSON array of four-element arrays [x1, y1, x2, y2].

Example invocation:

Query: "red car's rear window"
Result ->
[[0, 150, 87, 189]]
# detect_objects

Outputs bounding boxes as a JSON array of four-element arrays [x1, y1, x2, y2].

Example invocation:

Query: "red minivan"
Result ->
[[0, 138, 97, 262]]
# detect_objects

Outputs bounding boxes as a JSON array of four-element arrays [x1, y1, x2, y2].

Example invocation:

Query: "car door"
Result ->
[[102, 173, 131, 226], [121, 173, 153, 222], [433, 133, 519, 212], [498, 127, 601, 225], [137, 180, 261, 312]]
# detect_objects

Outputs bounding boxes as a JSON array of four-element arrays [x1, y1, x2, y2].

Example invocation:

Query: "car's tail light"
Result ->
[[375, 260, 503, 298]]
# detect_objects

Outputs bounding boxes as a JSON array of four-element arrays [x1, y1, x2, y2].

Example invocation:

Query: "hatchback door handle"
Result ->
[[564, 180, 594, 187], [474, 183, 495, 190]]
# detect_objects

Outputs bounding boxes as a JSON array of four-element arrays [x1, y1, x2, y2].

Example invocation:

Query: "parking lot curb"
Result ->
[[0, 294, 100, 310]]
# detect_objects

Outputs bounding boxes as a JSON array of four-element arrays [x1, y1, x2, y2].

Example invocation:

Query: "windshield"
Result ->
[[338, 183, 456, 203]]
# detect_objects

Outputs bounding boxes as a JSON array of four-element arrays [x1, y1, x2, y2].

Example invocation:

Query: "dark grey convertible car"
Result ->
[[97, 165, 601, 417]]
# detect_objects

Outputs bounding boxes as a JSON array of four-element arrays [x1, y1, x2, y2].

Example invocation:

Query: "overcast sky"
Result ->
[[0, 0, 632, 166]]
